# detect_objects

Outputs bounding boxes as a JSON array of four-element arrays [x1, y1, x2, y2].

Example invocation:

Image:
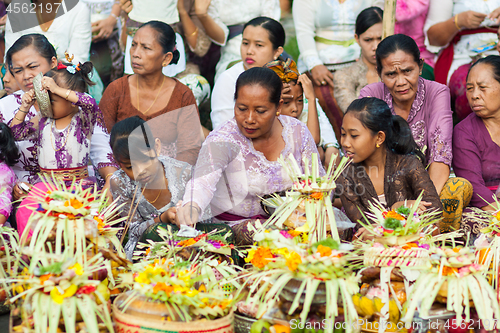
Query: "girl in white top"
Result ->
[[195, 0, 281, 81]]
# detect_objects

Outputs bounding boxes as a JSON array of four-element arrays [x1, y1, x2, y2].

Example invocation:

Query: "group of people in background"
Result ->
[[0, 0, 499, 259]]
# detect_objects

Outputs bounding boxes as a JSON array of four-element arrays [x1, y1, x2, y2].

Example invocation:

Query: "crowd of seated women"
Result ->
[[0, 0, 499, 259]]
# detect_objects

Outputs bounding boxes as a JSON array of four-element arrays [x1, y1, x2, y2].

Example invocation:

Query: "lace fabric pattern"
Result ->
[[110, 156, 192, 259], [375, 77, 453, 166], [338, 150, 443, 228], [0, 162, 16, 218], [184, 116, 323, 220]]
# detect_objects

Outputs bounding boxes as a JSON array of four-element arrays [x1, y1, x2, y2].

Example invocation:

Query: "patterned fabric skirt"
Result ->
[[449, 63, 473, 121], [439, 177, 473, 233]]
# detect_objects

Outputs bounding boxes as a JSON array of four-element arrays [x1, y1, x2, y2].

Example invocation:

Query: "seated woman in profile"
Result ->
[[109, 116, 191, 259], [338, 97, 442, 241], [453, 56, 500, 236], [176, 67, 324, 245]]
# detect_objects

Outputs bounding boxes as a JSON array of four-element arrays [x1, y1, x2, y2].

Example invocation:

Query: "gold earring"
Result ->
[[276, 112, 280, 116], [162, 63, 167, 67], [376, 143, 380, 148]]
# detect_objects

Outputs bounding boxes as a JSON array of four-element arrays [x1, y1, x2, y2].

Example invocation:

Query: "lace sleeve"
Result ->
[[427, 84, 453, 166], [0, 164, 15, 218], [334, 63, 365, 113], [293, 0, 323, 71], [404, 156, 443, 214], [260, 0, 281, 20], [110, 173, 156, 259], [338, 167, 365, 227]]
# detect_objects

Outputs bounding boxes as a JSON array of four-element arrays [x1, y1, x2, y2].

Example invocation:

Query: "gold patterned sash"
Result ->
[[40, 166, 89, 183]]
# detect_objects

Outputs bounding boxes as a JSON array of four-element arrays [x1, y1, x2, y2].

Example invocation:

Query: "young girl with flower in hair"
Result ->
[[0, 123, 20, 226], [9, 60, 106, 236], [265, 58, 339, 166]]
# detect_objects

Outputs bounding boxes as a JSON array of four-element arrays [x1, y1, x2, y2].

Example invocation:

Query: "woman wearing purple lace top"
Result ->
[[359, 34, 471, 233]]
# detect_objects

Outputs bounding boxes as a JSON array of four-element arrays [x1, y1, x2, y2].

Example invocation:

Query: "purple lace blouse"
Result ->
[[453, 113, 500, 208], [359, 77, 453, 167]]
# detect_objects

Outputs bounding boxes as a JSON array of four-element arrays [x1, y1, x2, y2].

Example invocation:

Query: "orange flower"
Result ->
[[285, 252, 302, 271], [251, 247, 274, 269], [153, 282, 174, 295], [288, 230, 302, 237], [310, 192, 324, 200], [39, 274, 52, 285], [402, 242, 419, 250], [441, 266, 458, 276], [145, 248, 151, 255], [316, 244, 332, 257], [178, 238, 197, 247], [452, 248, 460, 253], [384, 211, 405, 221]]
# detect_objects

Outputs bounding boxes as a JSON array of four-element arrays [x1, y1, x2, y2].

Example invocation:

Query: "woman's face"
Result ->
[[240, 25, 283, 70], [3, 70, 20, 95], [379, 50, 422, 107], [466, 63, 500, 119], [130, 26, 171, 75], [10, 45, 56, 92], [281, 82, 304, 119], [356, 23, 382, 66], [234, 84, 281, 140], [341, 112, 382, 164], [117, 139, 163, 185]]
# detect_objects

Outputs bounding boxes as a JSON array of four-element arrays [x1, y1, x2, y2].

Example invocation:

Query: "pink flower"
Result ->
[[280, 230, 293, 239]]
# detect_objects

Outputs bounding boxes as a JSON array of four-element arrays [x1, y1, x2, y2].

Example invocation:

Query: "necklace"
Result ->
[[136, 75, 166, 114], [50, 121, 70, 152], [144, 173, 167, 204]]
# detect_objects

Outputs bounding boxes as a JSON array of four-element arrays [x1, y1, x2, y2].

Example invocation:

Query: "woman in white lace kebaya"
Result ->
[[177, 67, 329, 245], [108, 116, 192, 259]]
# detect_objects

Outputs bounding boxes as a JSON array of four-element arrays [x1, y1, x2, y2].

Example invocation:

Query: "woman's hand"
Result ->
[[20, 89, 36, 112], [91, 17, 116, 42], [488, 7, 500, 23], [162, 207, 177, 223], [175, 201, 200, 227], [194, 0, 211, 16], [0, 15, 7, 26], [119, 0, 133, 13], [456, 11, 487, 30], [353, 227, 375, 241], [391, 200, 432, 214], [298, 74, 315, 101], [13, 182, 31, 201], [310, 64, 333, 88]]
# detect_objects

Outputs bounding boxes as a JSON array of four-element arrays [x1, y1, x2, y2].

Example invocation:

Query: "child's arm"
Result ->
[[9, 89, 40, 140], [298, 74, 321, 145], [41, 77, 99, 128], [0, 166, 16, 226]]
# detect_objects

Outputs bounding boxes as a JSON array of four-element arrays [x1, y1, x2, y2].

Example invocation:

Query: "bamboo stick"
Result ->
[[382, 0, 397, 39]]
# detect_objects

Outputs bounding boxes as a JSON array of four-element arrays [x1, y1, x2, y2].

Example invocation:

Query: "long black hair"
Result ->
[[110, 116, 156, 164], [6, 34, 57, 73], [140, 21, 180, 65], [346, 97, 425, 163], [0, 123, 20, 167], [356, 7, 383, 36], [375, 34, 422, 75], [234, 67, 283, 106]]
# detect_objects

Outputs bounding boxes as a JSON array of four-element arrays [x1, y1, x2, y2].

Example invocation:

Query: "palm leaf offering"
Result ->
[[1, 174, 130, 333], [402, 246, 500, 330], [234, 229, 360, 333], [8, 253, 113, 333], [115, 254, 240, 322], [260, 153, 351, 244]]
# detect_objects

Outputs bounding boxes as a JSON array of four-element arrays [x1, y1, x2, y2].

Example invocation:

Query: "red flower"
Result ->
[[76, 285, 96, 295]]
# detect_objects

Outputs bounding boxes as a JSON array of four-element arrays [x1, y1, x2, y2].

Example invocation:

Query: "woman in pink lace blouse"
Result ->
[[359, 34, 471, 232], [176, 67, 334, 245]]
